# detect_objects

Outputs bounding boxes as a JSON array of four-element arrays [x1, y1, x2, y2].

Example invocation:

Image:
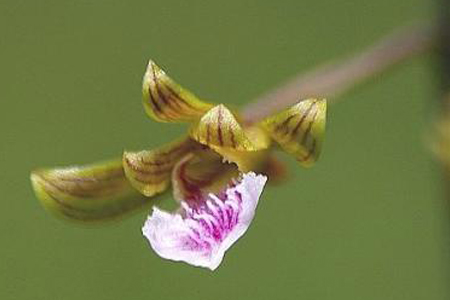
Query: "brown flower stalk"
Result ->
[[243, 22, 437, 124]]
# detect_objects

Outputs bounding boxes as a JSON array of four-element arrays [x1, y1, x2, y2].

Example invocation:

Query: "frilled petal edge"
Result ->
[[142, 172, 267, 270]]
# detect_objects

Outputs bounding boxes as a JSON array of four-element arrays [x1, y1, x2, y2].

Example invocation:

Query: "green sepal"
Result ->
[[30, 159, 156, 222], [142, 60, 214, 123], [260, 98, 327, 167]]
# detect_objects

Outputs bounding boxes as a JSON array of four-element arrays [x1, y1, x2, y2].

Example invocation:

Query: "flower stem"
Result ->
[[242, 22, 437, 123]]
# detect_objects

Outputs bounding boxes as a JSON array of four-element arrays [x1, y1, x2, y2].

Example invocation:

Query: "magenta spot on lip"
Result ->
[[142, 172, 267, 270], [181, 179, 245, 246]]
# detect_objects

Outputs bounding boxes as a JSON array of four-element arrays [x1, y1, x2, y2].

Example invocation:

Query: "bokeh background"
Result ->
[[1, 0, 449, 299]]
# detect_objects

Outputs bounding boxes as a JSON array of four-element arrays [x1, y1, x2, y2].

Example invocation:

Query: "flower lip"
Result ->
[[142, 172, 267, 270]]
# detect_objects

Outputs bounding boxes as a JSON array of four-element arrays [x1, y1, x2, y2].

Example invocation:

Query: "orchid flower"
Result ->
[[30, 60, 327, 270]]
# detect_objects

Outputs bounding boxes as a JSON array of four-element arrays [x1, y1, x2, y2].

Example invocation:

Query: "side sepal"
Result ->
[[142, 60, 214, 123], [260, 99, 326, 167], [30, 159, 152, 222]]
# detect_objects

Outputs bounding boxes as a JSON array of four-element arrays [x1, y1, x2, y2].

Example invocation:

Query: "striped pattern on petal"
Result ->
[[123, 138, 197, 197], [209, 126, 272, 172], [142, 60, 213, 123], [260, 98, 327, 167], [189, 104, 257, 151], [30, 160, 151, 222]]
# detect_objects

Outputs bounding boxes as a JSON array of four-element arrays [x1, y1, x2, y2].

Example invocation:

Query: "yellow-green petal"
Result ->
[[30, 159, 152, 222], [123, 138, 197, 196], [260, 98, 327, 167], [209, 126, 272, 172], [189, 104, 257, 151], [142, 60, 214, 123]]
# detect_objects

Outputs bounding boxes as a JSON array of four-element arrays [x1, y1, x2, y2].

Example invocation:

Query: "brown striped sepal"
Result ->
[[260, 98, 327, 167], [30, 160, 151, 222], [189, 104, 264, 152], [142, 60, 214, 123], [123, 138, 196, 197], [172, 153, 238, 204]]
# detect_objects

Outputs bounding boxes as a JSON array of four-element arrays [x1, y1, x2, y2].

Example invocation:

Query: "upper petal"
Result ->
[[142, 60, 214, 123], [208, 126, 272, 172], [142, 172, 267, 270], [189, 104, 257, 151], [260, 98, 327, 167]]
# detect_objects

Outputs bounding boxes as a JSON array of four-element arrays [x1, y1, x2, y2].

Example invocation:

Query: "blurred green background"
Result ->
[[1, 0, 449, 299]]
